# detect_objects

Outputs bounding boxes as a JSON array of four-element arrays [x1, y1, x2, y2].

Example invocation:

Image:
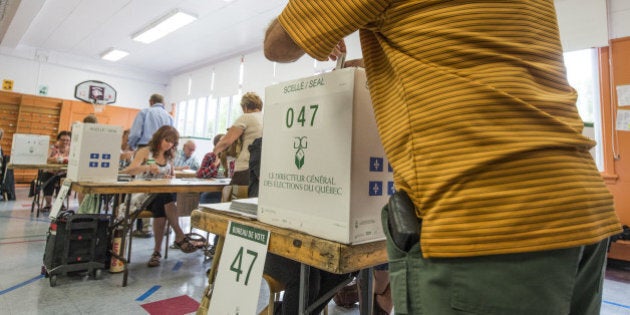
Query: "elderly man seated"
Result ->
[[173, 140, 199, 171]]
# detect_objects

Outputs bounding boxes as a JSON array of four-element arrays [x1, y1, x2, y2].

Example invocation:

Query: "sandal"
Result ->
[[147, 251, 161, 267], [175, 237, 197, 254]]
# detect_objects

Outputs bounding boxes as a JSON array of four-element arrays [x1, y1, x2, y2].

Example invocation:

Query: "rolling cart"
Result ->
[[42, 211, 111, 287]]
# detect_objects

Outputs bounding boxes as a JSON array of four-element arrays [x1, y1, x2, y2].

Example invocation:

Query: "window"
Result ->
[[206, 97, 218, 137], [564, 48, 602, 170], [229, 95, 242, 126], [217, 96, 233, 134], [175, 94, 242, 139], [176, 100, 186, 130], [184, 99, 197, 136], [194, 97, 207, 137]]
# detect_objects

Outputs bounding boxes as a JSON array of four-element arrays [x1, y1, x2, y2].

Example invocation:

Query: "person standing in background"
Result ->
[[212, 92, 263, 187], [264, 1, 621, 314], [128, 93, 174, 237], [82, 114, 98, 124], [128, 93, 173, 150], [174, 140, 199, 171]]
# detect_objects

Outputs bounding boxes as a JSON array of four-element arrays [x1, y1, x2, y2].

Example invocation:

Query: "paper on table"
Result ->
[[199, 201, 257, 219], [229, 198, 258, 216]]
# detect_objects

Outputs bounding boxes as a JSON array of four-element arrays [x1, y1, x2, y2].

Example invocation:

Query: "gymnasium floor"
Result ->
[[0, 186, 629, 315]]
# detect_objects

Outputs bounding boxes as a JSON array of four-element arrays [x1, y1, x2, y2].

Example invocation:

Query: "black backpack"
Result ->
[[248, 137, 262, 198]]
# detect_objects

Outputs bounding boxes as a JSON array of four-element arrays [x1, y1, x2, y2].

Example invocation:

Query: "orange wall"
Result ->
[[59, 100, 139, 131], [600, 37, 630, 225]]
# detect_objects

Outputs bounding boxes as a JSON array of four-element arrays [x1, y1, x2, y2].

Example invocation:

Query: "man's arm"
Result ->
[[264, 19, 305, 62]]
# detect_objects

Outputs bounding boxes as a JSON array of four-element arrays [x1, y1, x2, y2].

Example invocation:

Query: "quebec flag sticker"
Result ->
[[369, 181, 383, 196], [388, 181, 395, 195], [370, 157, 384, 172]]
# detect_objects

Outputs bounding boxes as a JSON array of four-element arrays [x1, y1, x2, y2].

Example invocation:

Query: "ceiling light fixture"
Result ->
[[132, 10, 197, 44], [101, 48, 129, 62]]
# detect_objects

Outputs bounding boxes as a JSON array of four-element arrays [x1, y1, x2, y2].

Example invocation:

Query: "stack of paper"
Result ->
[[229, 198, 258, 216]]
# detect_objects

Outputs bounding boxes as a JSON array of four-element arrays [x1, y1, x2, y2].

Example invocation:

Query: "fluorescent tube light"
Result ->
[[132, 10, 197, 44], [101, 48, 129, 62]]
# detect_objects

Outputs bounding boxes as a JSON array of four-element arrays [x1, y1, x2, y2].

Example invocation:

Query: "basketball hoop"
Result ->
[[74, 80, 117, 111]]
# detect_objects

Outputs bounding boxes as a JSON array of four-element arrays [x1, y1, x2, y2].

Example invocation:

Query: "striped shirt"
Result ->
[[279, 0, 621, 257]]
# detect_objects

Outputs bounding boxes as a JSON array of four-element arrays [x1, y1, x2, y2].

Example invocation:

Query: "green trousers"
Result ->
[[382, 206, 608, 315]]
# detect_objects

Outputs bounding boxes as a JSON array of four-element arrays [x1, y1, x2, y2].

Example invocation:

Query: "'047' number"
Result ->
[[286, 104, 319, 128], [230, 246, 258, 286]]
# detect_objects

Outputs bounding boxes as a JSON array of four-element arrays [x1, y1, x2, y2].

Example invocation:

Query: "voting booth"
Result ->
[[10, 134, 50, 165], [67, 123, 122, 182], [258, 68, 392, 244]]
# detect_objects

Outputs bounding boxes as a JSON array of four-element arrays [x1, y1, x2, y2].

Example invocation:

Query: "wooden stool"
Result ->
[[259, 274, 328, 315]]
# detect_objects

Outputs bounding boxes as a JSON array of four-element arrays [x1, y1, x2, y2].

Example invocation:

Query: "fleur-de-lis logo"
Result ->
[[293, 136, 308, 169]]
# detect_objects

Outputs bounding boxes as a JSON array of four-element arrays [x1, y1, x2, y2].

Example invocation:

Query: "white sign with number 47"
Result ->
[[209, 221, 270, 314]]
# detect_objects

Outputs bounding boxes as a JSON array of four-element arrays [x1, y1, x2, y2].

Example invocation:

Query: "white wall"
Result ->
[[0, 47, 169, 109], [167, 32, 361, 105], [610, 0, 630, 39]]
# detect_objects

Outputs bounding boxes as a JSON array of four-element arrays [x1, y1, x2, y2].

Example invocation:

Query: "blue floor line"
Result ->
[[172, 261, 183, 272], [136, 285, 161, 301], [603, 300, 630, 309], [0, 275, 45, 296]]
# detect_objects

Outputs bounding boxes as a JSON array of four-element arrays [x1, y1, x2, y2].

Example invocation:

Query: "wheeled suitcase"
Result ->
[[42, 211, 111, 287]]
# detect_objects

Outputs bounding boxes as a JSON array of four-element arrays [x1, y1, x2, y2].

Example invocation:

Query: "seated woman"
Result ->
[[197, 133, 235, 203], [40, 131, 71, 211], [121, 125, 197, 267]]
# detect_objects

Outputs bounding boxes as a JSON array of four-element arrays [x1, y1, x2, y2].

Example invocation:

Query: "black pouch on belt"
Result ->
[[387, 190, 421, 252]]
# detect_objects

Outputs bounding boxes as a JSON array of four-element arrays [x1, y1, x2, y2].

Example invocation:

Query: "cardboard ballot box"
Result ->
[[67, 123, 122, 182], [10, 133, 50, 165], [258, 68, 392, 244]]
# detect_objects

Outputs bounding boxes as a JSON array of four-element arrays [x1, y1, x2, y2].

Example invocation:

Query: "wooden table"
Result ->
[[191, 207, 387, 315], [174, 170, 198, 178], [72, 178, 229, 286], [8, 163, 67, 217]]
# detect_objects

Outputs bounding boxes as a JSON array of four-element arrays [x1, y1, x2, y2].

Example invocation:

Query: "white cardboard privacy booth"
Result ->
[[10, 133, 50, 165], [258, 67, 392, 244], [67, 122, 122, 182]]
